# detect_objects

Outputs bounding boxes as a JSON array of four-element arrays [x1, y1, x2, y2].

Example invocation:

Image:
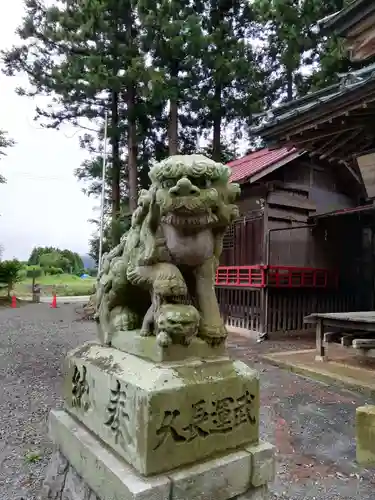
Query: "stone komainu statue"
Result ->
[[95, 154, 240, 347]]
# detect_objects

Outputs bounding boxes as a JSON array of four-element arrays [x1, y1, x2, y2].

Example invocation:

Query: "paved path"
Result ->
[[16, 296, 90, 304], [40, 295, 90, 303], [0, 303, 373, 499]]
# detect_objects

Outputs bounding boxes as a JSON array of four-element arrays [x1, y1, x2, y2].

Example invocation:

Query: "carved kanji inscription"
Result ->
[[153, 390, 256, 450], [71, 365, 90, 411]]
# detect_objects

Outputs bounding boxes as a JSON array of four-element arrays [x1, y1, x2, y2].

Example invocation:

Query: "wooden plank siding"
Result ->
[[220, 211, 264, 266], [216, 153, 371, 337], [266, 181, 315, 267], [221, 156, 363, 270]]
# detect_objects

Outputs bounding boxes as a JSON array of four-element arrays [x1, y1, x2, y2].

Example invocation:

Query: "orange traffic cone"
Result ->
[[50, 293, 57, 308], [11, 294, 17, 308]]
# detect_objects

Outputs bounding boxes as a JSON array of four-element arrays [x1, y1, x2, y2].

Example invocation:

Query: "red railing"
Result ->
[[215, 266, 266, 288], [215, 265, 338, 288]]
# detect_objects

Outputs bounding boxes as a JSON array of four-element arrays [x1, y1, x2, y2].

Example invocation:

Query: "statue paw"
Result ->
[[157, 331, 172, 347], [154, 275, 187, 297]]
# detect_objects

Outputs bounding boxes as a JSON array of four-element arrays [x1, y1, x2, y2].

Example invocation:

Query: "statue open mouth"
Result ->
[[161, 211, 218, 227]]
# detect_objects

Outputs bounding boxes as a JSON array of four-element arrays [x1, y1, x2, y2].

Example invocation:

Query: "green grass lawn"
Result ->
[[13, 274, 96, 297]]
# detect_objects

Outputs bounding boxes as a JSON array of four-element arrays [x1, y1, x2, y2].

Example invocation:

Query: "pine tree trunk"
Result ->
[[212, 85, 222, 161], [110, 90, 121, 245], [127, 84, 138, 212], [169, 99, 178, 156], [168, 62, 179, 156], [286, 68, 293, 102]]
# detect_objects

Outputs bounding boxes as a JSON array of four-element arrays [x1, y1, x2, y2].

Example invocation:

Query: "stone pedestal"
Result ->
[[41, 337, 276, 500], [356, 405, 375, 466]]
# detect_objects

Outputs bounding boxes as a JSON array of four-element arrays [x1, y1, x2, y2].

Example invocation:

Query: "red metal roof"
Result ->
[[228, 147, 299, 183]]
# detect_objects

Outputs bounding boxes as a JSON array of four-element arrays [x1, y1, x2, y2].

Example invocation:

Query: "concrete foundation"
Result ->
[[42, 410, 275, 500]]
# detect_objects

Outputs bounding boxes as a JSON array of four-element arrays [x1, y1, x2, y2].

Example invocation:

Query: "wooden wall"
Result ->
[[220, 211, 264, 266], [236, 184, 266, 215], [266, 183, 315, 266], [221, 156, 363, 269], [313, 214, 374, 307], [264, 158, 361, 268]]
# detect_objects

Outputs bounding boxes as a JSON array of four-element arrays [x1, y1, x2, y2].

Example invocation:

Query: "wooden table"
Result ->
[[304, 311, 375, 361]]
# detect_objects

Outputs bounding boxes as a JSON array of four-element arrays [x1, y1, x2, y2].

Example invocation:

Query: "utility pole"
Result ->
[[98, 110, 108, 275]]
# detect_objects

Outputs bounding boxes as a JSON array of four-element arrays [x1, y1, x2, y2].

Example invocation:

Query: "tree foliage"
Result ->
[[0, 259, 22, 297], [38, 252, 70, 271], [89, 209, 132, 265], [2, 0, 143, 236], [26, 266, 43, 280], [2, 0, 266, 209], [253, 0, 369, 102], [28, 246, 83, 273], [3, 0, 361, 258], [193, 0, 268, 158]]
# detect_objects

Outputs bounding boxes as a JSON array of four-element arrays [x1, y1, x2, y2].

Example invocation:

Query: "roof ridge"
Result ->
[[338, 62, 375, 82]]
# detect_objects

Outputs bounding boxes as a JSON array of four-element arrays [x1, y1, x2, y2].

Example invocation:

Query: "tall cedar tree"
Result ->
[[2, 0, 123, 224], [138, 0, 205, 155], [190, 0, 266, 161], [1, 0, 149, 239]]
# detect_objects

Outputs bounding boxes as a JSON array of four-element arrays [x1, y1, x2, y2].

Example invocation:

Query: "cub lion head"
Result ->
[[156, 303, 200, 346]]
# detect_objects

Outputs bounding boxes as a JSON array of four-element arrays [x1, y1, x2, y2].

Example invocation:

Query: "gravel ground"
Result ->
[[0, 303, 374, 500], [0, 303, 94, 500], [228, 335, 375, 500]]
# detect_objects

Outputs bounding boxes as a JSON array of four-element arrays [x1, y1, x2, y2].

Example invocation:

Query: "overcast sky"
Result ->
[[0, 1, 97, 261]]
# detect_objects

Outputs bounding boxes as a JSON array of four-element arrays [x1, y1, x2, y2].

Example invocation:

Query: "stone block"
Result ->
[[246, 441, 276, 487], [49, 410, 171, 500], [169, 450, 251, 500], [48, 410, 275, 500], [62, 467, 91, 500], [356, 405, 375, 466], [63, 343, 259, 475], [111, 329, 226, 362], [40, 449, 69, 500]]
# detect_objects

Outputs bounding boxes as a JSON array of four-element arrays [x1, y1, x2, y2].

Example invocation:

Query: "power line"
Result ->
[[0, 170, 86, 182], [25, 114, 99, 140]]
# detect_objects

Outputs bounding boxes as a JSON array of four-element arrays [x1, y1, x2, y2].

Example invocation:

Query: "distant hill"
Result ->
[[80, 254, 96, 269]]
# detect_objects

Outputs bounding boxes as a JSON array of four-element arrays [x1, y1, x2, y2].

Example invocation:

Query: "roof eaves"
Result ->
[[310, 203, 375, 220], [252, 67, 375, 136], [323, 0, 375, 35]]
